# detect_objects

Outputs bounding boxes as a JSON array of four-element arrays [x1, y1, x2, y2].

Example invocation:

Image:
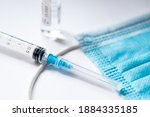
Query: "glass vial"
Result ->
[[41, 0, 61, 39]]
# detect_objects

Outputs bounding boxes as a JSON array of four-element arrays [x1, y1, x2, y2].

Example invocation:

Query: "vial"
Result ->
[[41, 0, 61, 39]]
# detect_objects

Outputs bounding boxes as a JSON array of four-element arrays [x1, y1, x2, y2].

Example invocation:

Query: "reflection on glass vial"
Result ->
[[41, 0, 61, 37]]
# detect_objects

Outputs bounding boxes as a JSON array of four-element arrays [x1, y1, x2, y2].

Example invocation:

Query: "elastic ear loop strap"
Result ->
[[28, 45, 80, 100]]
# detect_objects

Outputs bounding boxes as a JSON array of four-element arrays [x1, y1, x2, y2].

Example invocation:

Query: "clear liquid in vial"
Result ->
[[41, 0, 61, 39]]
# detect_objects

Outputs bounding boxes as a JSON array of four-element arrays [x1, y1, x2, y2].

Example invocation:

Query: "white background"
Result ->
[[0, 0, 150, 99]]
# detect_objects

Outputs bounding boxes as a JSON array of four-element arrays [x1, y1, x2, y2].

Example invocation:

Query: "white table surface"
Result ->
[[0, 0, 150, 100]]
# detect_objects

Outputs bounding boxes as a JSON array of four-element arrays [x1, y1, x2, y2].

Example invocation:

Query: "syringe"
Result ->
[[0, 31, 122, 91]]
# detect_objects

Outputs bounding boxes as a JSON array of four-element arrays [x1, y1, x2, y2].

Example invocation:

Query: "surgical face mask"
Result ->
[[77, 14, 150, 100]]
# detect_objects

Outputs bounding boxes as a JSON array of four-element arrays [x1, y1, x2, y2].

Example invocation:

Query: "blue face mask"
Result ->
[[77, 14, 150, 100]]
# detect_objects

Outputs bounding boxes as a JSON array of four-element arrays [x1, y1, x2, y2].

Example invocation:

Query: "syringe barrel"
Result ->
[[0, 32, 46, 63]]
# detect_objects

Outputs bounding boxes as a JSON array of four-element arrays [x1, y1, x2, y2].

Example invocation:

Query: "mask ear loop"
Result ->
[[28, 45, 80, 100]]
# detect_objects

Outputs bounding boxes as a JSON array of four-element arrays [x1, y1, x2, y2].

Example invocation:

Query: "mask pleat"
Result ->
[[78, 14, 150, 99]]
